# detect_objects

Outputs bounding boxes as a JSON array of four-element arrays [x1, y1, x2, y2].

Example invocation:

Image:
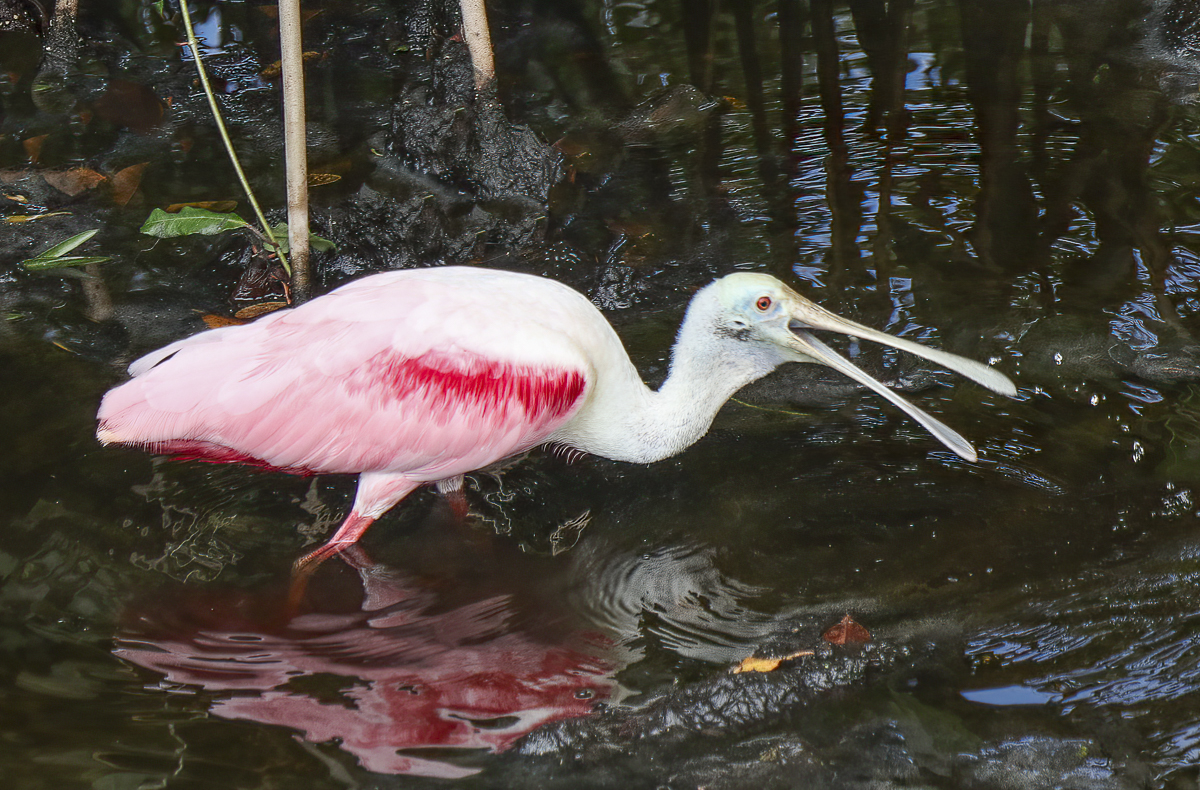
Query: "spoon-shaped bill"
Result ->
[[789, 300, 1017, 399], [789, 329, 980, 462]]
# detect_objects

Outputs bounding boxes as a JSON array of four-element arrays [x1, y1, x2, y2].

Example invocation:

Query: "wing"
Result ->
[[97, 269, 597, 479]]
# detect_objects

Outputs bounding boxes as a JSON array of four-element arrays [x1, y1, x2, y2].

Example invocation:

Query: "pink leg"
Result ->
[[292, 473, 420, 574], [445, 490, 469, 520], [289, 513, 378, 613], [294, 512, 377, 571], [436, 475, 469, 520]]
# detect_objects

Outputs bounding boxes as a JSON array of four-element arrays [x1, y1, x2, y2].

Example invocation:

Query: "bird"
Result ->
[[96, 266, 1016, 569]]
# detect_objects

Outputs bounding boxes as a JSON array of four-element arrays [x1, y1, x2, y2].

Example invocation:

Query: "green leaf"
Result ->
[[20, 229, 111, 270], [23, 256, 113, 270], [36, 229, 100, 259], [264, 222, 338, 254], [267, 221, 290, 253], [141, 206, 249, 238], [309, 233, 337, 252]]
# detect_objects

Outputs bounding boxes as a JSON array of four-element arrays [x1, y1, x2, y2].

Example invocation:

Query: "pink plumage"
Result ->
[[98, 265, 1016, 569], [98, 267, 602, 566]]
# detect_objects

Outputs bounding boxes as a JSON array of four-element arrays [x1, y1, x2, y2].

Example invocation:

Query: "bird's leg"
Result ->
[[294, 511, 378, 572], [290, 473, 420, 604], [287, 511, 378, 612]]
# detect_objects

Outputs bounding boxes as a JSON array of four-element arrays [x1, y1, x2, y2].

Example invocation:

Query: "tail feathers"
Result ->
[[96, 378, 213, 449], [95, 407, 204, 449], [96, 422, 121, 446]]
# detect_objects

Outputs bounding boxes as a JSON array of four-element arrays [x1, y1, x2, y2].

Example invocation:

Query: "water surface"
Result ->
[[4, 0, 1200, 786]]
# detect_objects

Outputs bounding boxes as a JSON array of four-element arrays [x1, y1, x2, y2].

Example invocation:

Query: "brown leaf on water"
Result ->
[[201, 314, 248, 329], [43, 169, 107, 196], [732, 649, 815, 674], [307, 172, 341, 186], [108, 162, 148, 207], [234, 302, 289, 320], [23, 135, 48, 163], [164, 200, 238, 214], [822, 614, 871, 645]]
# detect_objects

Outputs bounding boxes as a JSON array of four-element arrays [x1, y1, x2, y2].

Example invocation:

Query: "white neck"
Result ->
[[554, 296, 780, 464]]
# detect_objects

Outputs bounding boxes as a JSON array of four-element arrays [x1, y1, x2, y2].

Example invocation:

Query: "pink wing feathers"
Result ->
[[97, 269, 593, 481]]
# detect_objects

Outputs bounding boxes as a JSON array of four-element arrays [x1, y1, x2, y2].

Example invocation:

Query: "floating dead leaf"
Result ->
[[4, 211, 72, 223], [260, 51, 325, 79], [201, 314, 248, 328], [23, 134, 48, 163], [307, 172, 341, 186], [108, 162, 148, 207], [734, 656, 782, 674], [822, 614, 871, 645], [164, 200, 238, 214], [43, 168, 107, 197], [4, 193, 29, 203], [234, 301, 289, 320], [732, 649, 815, 674]]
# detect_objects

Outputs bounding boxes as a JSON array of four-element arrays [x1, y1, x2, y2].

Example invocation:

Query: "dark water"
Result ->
[[4, 0, 1200, 787]]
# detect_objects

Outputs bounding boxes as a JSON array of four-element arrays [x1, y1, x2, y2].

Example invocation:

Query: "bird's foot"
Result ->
[[287, 511, 380, 614], [293, 539, 355, 574], [286, 539, 359, 613]]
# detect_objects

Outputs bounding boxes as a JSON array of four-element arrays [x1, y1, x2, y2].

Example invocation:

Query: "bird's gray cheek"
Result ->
[[713, 323, 753, 341]]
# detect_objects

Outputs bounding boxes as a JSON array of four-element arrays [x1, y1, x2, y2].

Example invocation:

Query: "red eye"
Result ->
[[756, 296, 772, 311]]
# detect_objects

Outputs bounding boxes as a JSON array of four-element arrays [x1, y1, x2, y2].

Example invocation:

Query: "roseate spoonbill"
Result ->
[[96, 266, 1015, 567]]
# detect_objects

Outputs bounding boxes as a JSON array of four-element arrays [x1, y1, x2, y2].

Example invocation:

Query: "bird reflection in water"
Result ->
[[114, 545, 613, 779]]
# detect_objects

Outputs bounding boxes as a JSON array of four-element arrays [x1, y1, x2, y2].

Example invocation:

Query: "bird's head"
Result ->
[[690, 272, 1017, 462]]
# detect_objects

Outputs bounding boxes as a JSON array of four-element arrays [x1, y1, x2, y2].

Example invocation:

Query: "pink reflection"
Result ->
[[116, 550, 612, 778]]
